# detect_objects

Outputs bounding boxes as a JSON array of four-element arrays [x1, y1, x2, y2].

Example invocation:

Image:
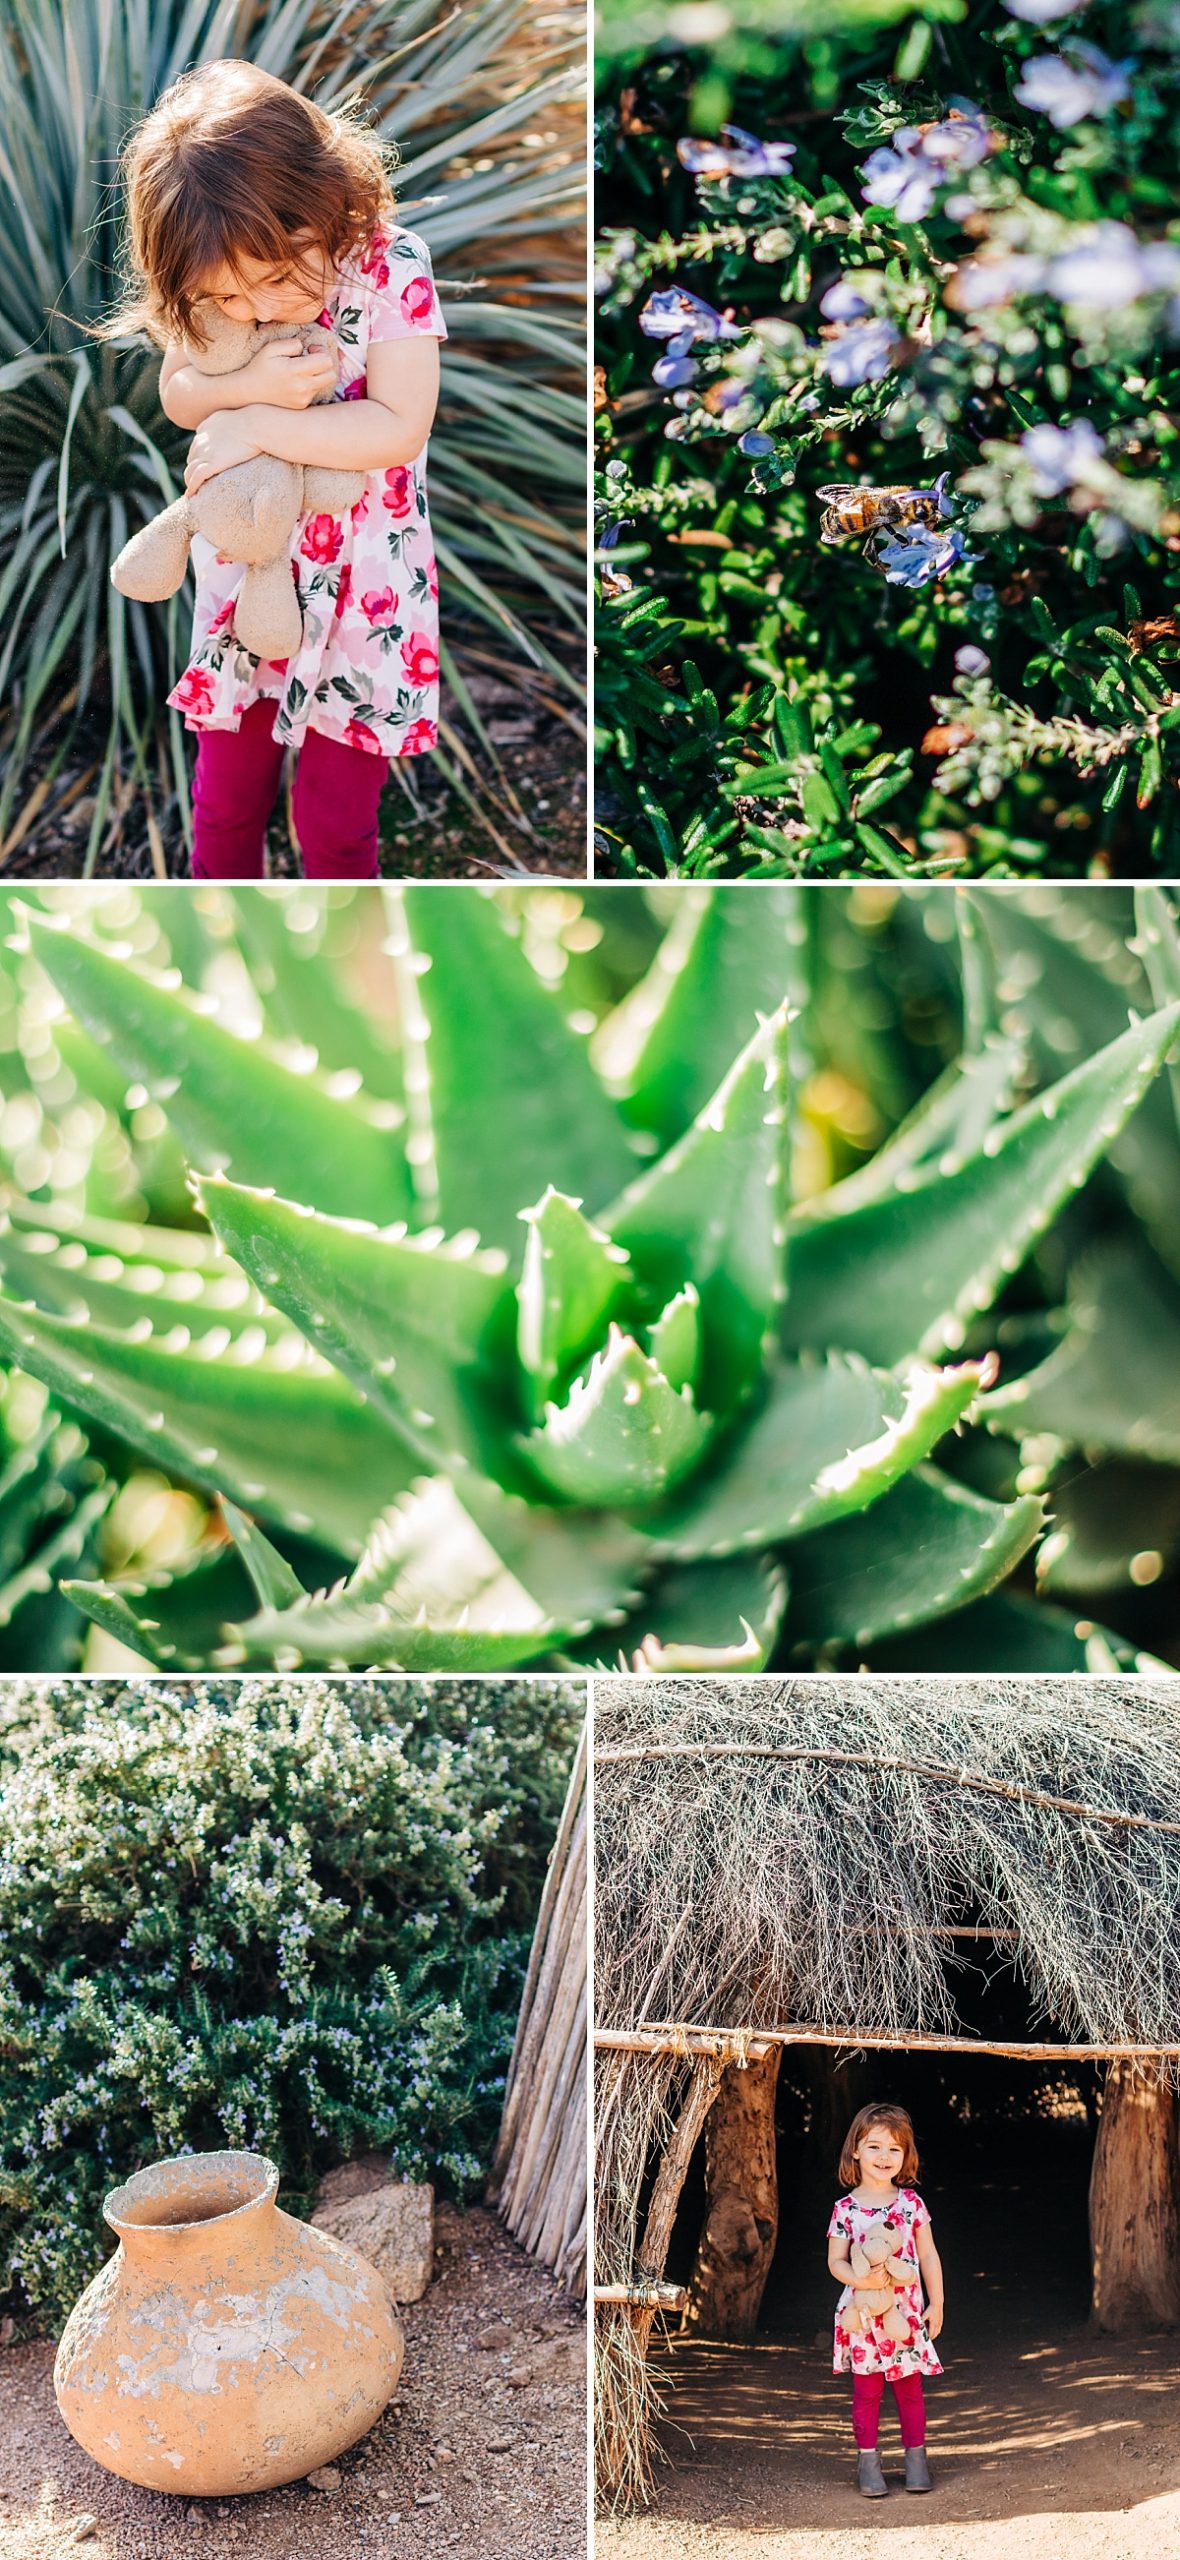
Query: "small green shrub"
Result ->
[[0, 1672, 581, 2327]]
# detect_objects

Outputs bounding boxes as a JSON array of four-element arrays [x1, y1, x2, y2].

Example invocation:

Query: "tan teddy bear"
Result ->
[[843, 2220, 913, 2342], [111, 305, 365, 662]]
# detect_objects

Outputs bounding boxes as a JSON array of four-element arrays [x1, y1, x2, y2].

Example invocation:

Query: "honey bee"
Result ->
[[818, 476, 950, 554]]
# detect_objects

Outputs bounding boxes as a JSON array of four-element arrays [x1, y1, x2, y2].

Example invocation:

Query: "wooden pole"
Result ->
[[595, 2025, 1180, 2063], [1090, 2060, 1180, 2332], [684, 2047, 782, 2342], [491, 1726, 587, 2295]]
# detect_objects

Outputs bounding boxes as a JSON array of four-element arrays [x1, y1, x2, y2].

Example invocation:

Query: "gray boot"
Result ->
[[857, 2449, 888, 2497], [905, 2444, 932, 2492]]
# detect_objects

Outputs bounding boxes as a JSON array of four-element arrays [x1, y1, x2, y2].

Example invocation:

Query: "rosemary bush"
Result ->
[[0, 0, 584, 867], [595, 0, 1180, 876], [0, 879, 1176, 1672], [0, 1671, 581, 2326]]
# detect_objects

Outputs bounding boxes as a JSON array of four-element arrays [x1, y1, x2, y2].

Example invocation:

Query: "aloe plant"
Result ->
[[0, 881, 1176, 1674]]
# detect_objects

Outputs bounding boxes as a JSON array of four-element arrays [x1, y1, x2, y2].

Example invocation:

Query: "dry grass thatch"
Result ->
[[593, 1674, 1180, 2506], [491, 1723, 587, 2296]]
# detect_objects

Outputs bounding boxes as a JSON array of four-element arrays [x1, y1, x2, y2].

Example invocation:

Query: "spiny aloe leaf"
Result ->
[[1135, 887, 1180, 1134], [0, 1478, 112, 1668], [60, 1544, 260, 1673], [0, 1297, 411, 1553], [222, 885, 405, 1100], [2, 1197, 227, 1275], [221, 1481, 560, 1672], [23, 911, 411, 1224], [785, 1466, 1045, 1652], [0, 1407, 78, 1582], [594, 883, 806, 1146], [865, 1588, 1167, 1675], [0, 1216, 289, 1348], [822, 1034, 1025, 1215], [604, 1003, 790, 1419], [567, 1552, 787, 1673], [199, 1176, 513, 1476], [387, 887, 635, 1252], [523, 1326, 712, 1508], [783, 1004, 1180, 1366], [649, 1285, 699, 1394], [458, 1475, 651, 1637], [221, 1501, 306, 1610], [984, 1236, 1180, 1467], [517, 1189, 632, 1421], [655, 1351, 994, 1559]]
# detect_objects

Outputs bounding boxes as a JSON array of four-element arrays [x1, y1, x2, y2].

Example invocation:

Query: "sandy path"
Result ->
[[596, 2330, 1180, 2559], [0, 2203, 586, 2560]]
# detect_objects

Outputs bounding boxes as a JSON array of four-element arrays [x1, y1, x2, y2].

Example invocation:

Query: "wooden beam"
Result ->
[[596, 1739, 1180, 1842], [593, 2282, 687, 2308], [595, 2025, 1180, 2064]]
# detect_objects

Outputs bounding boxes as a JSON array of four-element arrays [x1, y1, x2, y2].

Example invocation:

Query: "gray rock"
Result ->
[[313, 2179, 435, 2303]]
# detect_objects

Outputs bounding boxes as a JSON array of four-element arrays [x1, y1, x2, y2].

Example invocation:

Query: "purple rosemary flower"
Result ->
[[861, 114, 990, 223], [954, 644, 991, 675], [820, 276, 876, 321], [1020, 418, 1104, 494], [1046, 223, 1180, 308], [638, 288, 742, 345], [878, 520, 968, 587], [677, 125, 797, 178], [1014, 42, 1132, 127], [1003, 0, 1085, 16], [821, 317, 900, 386]]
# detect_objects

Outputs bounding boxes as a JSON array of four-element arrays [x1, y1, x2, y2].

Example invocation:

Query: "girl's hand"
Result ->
[[184, 412, 264, 495], [925, 2304, 944, 2340], [241, 337, 341, 410]]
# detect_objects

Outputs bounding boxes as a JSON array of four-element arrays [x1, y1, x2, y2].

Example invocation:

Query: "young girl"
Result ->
[[111, 60, 446, 879], [827, 2103, 944, 2499]]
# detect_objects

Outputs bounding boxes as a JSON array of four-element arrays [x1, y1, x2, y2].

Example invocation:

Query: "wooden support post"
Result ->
[[683, 2047, 782, 2341], [1090, 2060, 1180, 2332]]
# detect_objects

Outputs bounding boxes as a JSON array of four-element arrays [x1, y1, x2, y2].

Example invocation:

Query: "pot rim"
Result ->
[[104, 2149, 280, 2240]]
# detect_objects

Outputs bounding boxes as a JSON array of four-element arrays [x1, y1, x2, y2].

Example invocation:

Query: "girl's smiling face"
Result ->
[[855, 2124, 906, 2188], [200, 238, 333, 326]]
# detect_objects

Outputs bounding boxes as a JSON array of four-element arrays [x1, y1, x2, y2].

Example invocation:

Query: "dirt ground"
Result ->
[[597, 2329, 1180, 2558], [0, 2203, 586, 2560]]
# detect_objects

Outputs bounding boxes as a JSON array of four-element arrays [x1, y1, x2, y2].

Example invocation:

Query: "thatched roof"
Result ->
[[595, 1675, 1180, 2060]]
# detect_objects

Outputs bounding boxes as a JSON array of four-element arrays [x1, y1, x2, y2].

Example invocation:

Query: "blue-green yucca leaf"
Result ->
[[24, 911, 412, 1223], [604, 1002, 790, 1419], [594, 882, 808, 1145], [199, 1174, 514, 1477], [388, 888, 637, 1252], [517, 1189, 634, 1421], [0, 1297, 411, 1553], [652, 1350, 994, 1558], [783, 1004, 1180, 1366], [784, 1467, 1046, 1653], [522, 1325, 713, 1508]]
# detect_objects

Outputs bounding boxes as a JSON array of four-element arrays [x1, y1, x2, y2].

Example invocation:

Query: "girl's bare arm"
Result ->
[[160, 337, 340, 431], [239, 338, 440, 472]]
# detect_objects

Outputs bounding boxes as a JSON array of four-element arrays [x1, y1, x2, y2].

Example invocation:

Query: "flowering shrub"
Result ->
[[595, 0, 1180, 875], [0, 1673, 581, 2326]]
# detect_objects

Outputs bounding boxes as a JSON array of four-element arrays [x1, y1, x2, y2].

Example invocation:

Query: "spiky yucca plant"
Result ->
[[0, 881, 1177, 1673], [0, 0, 584, 861]]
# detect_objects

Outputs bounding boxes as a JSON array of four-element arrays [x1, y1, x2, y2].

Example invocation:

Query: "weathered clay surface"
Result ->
[[311, 2181, 435, 2304], [53, 2152, 403, 2497]]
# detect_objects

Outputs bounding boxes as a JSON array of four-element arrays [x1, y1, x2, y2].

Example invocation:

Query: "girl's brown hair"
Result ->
[[838, 2103, 920, 2190], [106, 61, 396, 349]]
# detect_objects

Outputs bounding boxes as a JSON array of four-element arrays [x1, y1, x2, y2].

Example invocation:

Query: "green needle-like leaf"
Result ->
[[24, 911, 412, 1224], [604, 1002, 790, 1417], [784, 1004, 1180, 1364], [784, 1466, 1045, 1652], [199, 1176, 513, 1476], [594, 883, 806, 1146], [388, 887, 635, 1251], [984, 1235, 1180, 1466], [0, 1296, 412, 1554], [655, 1351, 993, 1558], [524, 1326, 712, 1508], [517, 1188, 633, 1420]]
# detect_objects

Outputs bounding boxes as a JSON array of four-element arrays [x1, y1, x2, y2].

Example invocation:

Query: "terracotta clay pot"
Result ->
[[53, 2151, 404, 2496]]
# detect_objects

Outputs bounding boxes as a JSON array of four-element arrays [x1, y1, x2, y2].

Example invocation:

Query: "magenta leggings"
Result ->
[[852, 2372, 926, 2450], [191, 698, 386, 879]]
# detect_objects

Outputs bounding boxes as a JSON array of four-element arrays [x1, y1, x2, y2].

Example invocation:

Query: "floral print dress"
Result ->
[[828, 2188, 943, 2380], [168, 226, 446, 762]]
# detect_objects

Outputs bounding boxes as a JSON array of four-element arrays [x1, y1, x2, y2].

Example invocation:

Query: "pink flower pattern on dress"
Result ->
[[827, 2189, 943, 2381], [167, 225, 446, 762]]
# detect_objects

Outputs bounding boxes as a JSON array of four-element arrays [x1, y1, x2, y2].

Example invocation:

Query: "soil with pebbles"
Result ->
[[0, 2204, 586, 2560]]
